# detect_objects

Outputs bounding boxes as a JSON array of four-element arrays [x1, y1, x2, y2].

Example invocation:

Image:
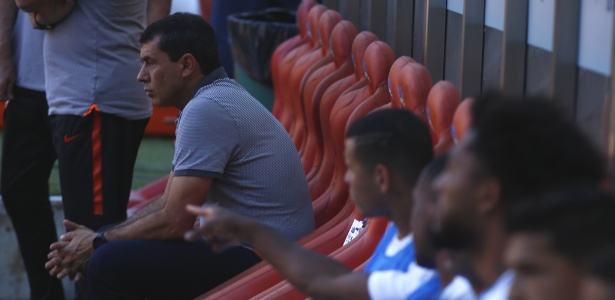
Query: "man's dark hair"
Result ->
[[506, 184, 615, 267], [346, 109, 434, 185], [468, 94, 606, 209], [589, 245, 615, 285], [419, 154, 448, 183], [140, 13, 221, 75]]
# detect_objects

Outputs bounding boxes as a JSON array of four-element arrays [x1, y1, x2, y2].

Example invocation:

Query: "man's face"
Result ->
[[505, 233, 583, 300], [411, 178, 437, 268], [344, 138, 384, 217], [430, 134, 482, 250], [137, 36, 184, 107]]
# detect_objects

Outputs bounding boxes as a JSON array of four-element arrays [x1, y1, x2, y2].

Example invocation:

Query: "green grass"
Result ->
[[0, 133, 175, 195]]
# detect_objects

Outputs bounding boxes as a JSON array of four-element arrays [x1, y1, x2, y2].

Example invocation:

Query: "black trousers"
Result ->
[[88, 240, 261, 300], [1, 86, 65, 300], [49, 110, 148, 231]]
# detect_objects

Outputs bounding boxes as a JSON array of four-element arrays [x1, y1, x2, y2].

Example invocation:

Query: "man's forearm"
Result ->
[[105, 201, 195, 242], [243, 220, 352, 296], [118, 196, 166, 228], [1, 0, 18, 57], [147, 0, 171, 25]]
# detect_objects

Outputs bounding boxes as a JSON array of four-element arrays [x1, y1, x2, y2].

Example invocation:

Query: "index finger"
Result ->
[[185, 204, 213, 217]]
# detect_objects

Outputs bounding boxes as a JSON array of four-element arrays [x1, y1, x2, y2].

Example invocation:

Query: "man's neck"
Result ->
[[389, 190, 413, 238], [176, 74, 205, 110], [467, 216, 507, 295]]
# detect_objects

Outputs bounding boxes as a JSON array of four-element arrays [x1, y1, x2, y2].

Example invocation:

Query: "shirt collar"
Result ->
[[193, 67, 228, 98]]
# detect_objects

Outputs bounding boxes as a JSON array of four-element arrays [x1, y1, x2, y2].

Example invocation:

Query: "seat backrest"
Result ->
[[288, 7, 339, 151], [451, 98, 474, 144], [298, 10, 343, 142], [345, 41, 395, 128], [388, 56, 415, 108], [426, 81, 461, 156], [276, 5, 326, 133], [311, 37, 382, 227], [397, 62, 433, 124], [300, 18, 354, 178], [307, 31, 376, 202], [271, 0, 317, 120]]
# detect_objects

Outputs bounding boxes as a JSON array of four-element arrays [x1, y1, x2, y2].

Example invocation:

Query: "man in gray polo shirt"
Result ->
[[45, 13, 314, 299]]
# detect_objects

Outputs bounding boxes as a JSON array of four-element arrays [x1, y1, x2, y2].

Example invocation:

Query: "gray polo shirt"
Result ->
[[173, 68, 314, 241], [43, 0, 151, 119], [13, 10, 45, 91]]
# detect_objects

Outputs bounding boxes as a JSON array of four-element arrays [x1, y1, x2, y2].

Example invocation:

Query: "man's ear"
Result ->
[[374, 164, 392, 194], [475, 177, 501, 215], [179, 53, 198, 77]]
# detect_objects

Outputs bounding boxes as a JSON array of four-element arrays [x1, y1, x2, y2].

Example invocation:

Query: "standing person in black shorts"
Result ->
[[0, 1, 63, 298]]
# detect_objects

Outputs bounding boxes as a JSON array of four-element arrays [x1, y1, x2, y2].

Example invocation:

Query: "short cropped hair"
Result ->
[[589, 245, 615, 284], [141, 13, 221, 75], [419, 154, 448, 183], [346, 109, 434, 185], [469, 94, 606, 209], [506, 184, 615, 267]]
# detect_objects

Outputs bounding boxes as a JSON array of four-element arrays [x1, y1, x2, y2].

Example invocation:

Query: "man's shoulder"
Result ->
[[194, 78, 246, 98]]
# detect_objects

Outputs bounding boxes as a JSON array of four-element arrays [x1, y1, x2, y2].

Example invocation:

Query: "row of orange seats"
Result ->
[[196, 0, 472, 298]]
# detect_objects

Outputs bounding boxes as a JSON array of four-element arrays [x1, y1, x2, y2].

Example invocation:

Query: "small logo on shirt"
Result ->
[[64, 134, 81, 143]]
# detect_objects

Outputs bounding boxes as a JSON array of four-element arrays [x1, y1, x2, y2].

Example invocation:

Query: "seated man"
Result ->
[[361, 155, 476, 300], [45, 13, 314, 299], [430, 94, 606, 299], [505, 184, 615, 300], [187, 108, 442, 299]]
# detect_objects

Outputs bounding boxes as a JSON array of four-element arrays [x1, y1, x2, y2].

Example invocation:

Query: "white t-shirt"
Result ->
[[478, 271, 514, 300], [367, 262, 439, 299], [440, 276, 476, 300]]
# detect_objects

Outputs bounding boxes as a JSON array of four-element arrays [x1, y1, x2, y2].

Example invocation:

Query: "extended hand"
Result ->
[[46, 220, 95, 280], [184, 205, 250, 252]]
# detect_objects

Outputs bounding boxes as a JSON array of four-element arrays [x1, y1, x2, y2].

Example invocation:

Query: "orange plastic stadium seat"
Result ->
[[426, 81, 461, 156], [277, 5, 326, 133], [397, 62, 433, 124], [307, 31, 377, 201], [251, 217, 390, 299], [298, 14, 349, 175], [388, 56, 415, 108], [451, 98, 474, 145], [143, 106, 179, 137], [272, 0, 318, 121], [287, 9, 342, 151], [126, 176, 169, 215], [310, 37, 385, 228], [344, 41, 395, 124]]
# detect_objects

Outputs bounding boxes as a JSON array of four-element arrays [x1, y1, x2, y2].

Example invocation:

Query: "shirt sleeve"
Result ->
[[172, 98, 240, 178]]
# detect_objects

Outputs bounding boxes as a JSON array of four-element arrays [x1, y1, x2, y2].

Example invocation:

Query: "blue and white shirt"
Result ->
[[365, 222, 441, 299]]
